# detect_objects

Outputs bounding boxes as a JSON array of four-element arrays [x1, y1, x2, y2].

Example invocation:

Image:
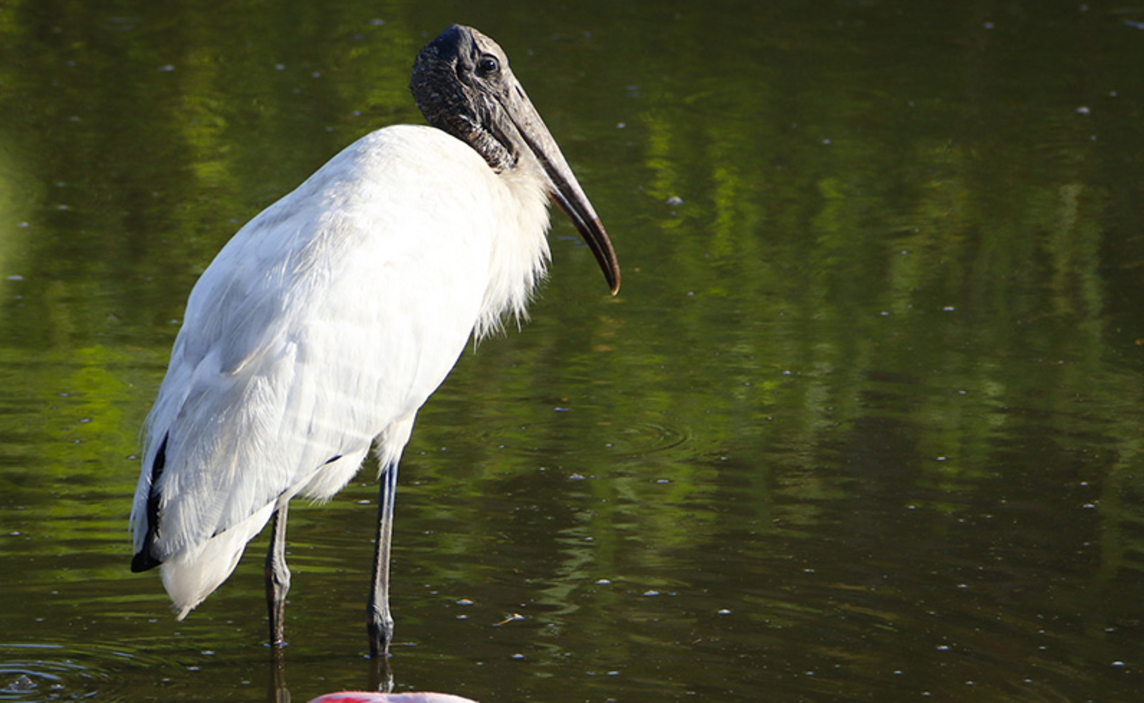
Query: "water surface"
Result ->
[[2, 1, 1143, 701]]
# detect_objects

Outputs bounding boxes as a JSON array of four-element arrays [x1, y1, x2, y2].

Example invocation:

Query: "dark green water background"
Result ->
[[2, 1, 1144, 701]]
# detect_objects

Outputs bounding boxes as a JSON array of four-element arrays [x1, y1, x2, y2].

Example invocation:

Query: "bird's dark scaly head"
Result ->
[[411, 25, 523, 173], [411, 25, 620, 294]]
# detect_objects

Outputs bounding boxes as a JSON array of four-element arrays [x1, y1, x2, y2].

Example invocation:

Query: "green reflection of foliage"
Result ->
[[604, 2, 1144, 591], [1, 5, 1143, 695]]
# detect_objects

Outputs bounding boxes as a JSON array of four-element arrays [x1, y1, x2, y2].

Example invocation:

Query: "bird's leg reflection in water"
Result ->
[[369, 651, 396, 695], [269, 646, 290, 703], [266, 641, 396, 703]]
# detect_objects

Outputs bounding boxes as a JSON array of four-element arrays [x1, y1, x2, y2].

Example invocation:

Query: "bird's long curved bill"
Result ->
[[545, 153, 621, 295], [505, 93, 621, 294]]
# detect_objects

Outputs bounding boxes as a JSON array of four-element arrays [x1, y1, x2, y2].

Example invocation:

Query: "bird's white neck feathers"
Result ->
[[472, 149, 552, 340]]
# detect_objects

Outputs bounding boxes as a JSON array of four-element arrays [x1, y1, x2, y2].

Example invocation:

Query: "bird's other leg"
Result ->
[[367, 463, 399, 658], [265, 501, 291, 648]]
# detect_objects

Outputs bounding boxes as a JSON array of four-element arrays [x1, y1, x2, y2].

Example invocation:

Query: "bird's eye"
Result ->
[[475, 55, 500, 77]]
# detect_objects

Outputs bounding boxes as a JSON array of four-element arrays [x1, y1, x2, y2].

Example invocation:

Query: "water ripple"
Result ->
[[0, 642, 168, 702]]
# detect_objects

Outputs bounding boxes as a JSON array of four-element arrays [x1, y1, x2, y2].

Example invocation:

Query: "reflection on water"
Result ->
[[2, 0, 1144, 701]]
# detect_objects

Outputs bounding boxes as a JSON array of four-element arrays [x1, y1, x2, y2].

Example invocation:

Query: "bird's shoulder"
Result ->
[[340, 125, 493, 189]]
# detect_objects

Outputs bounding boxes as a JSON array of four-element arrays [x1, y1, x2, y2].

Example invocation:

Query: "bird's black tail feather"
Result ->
[[131, 433, 169, 573]]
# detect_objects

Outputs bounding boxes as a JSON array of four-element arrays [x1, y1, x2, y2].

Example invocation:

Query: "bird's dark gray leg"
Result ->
[[367, 463, 399, 657], [265, 502, 291, 648]]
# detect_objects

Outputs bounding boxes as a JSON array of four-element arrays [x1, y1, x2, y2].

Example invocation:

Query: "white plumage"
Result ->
[[132, 124, 548, 615], [129, 25, 618, 656]]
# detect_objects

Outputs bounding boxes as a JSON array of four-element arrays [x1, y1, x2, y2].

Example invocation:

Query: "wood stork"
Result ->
[[129, 24, 620, 657]]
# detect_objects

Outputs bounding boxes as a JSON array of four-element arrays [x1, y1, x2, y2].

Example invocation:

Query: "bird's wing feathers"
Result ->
[[132, 126, 503, 561]]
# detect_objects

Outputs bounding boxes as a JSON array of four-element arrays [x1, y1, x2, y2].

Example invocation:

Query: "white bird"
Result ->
[[129, 24, 619, 657]]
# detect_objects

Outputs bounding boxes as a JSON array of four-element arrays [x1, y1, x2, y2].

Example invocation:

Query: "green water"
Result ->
[[3, 1, 1143, 701]]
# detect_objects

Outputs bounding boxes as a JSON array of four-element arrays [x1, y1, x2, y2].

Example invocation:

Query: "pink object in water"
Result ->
[[308, 693, 479, 703]]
